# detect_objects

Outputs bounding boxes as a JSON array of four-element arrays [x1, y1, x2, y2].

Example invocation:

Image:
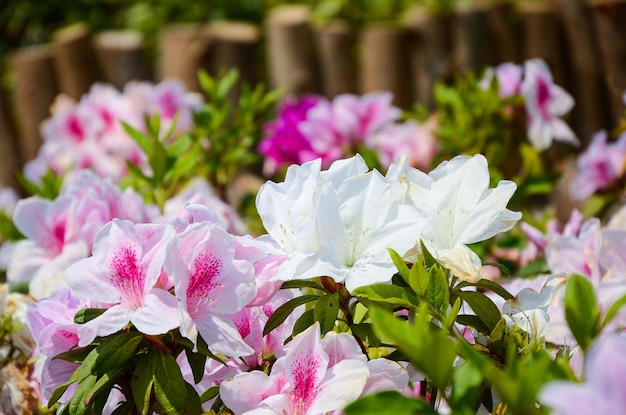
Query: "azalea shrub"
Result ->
[[1, 60, 626, 415]]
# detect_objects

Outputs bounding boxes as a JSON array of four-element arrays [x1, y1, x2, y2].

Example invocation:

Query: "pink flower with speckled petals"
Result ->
[[164, 221, 257, 357], [63, 219, 179, 346], [522, 59, 578, 151], [220, 323, 370, 415]]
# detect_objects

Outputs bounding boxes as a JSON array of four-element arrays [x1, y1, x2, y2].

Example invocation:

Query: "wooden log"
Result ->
[[454, 0, 521, 74], [52, 23, 99, 100], [587, 0, 626, 127], [0, 89, 21, 189], [10, 44, 58, 164], [158, 24, 213, 92], [359, 24, 412, 108], [93, 30, 151, 90], [518, 1, 568, 87], [314, 20, 356, 97], [405, 8, 454, 109], [553, 0, 611, 144], [203, 20, 261, 89], [266, 5, 319, 95]]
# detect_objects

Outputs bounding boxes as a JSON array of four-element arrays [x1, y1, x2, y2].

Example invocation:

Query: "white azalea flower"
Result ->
[[387, 154, 522, 282], [503, 274, 567, 338], [256, 155, 425, 290]]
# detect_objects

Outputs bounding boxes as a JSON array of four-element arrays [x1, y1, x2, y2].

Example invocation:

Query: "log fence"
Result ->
[[1, 0, 625, 189]]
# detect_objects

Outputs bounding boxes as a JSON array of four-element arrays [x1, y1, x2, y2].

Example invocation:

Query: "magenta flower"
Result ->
[[540, 333, 626, 414], [522, 59, 578, 151], [164, 221, 257, 357], [63, 220, 179, 346], [570, 131, 626, 200], [258, 95, 326, 176]]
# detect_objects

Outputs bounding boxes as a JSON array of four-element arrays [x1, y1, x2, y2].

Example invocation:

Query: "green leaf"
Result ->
[[352, 284, 419, 310], [199, 386, 219, 403], [350, 323, 381, 347], [388, 248, 410, 278], [455, 279, 514, 301], [419, 240, 438, 269], [263, 295, 320, 336], [74, 308, 106, 324], [344, 390, 438, 415], [564, 273, 600, 351], [151, 350, 189, 415], [451, 360, 484, 410], [369, 306, 456, 391], [149, 132, 169, 185], [94, 332, 144, 375], [110, 402, 136, 415], [280, 280, 329, 293], [217, 68, 239, 98], [455, 314, 491, 336], [131, 354, 155, 415], [425, 265, 450, 314], [121, 121, 151, 155], [314, 292, 340, 335], [602, 292, 626, 329], [184, 382, 203, 415], [184, 348, 208, 385], [456, 291, 501, 332], [291, 308, 315, 339]]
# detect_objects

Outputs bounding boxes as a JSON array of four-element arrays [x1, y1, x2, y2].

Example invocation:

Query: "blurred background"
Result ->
[[0, 0, 624, 189]]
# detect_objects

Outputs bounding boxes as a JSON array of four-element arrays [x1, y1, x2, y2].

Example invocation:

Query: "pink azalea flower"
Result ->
[[63, 220, 179, 346], [164, 221, 257, 357], [159, 178, 247, 235], [124, 78, 202, 135], [219, 323, 371, 415], [7, 171, 153, 298], [365, 119, 439, 171], [258, 95, 326, 176], [522, 59, 578, 151], [540, 333, 626, 414], [480, 62, 523, 98], [26, 288, 90, 404], [570, 131, 626, 200]]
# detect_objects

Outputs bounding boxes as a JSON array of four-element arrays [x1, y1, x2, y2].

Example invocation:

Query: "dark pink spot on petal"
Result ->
[[110, 244, 145, 309], [290, 353, 322, 412], [186, 253, 223, 312]]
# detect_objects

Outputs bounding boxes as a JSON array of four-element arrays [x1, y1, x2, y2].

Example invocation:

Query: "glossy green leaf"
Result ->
[[184, 348, 208, 385], [344, 390, 438, 415], [314, 292, 340, 335], [151, 350, 189, 415], [425, 265, 450, 314], [602, 292, 626, 329], [263, 295, 320, 336], [456, 291, 501, 332], [291, 308, 315, 339], [74, 308, 106, 324], [352, 284, 419, 310], [280, 280, 329, 293], [564, 273, 600, 351], [93, 331, 144, 375], [131, 354, 154, 415]]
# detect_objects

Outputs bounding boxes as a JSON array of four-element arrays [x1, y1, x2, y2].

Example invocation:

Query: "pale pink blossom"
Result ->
[[366, 118, 439, 171], [570, 131, 626, 199], [164, 221, 257, 356], [522, 59, 577, 151], [7, 171, 153, 298], [63, 220, 179, 346], [219, 323, 371, 415], [540, 333, 626, 414], [480, 62, 523, 98]]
